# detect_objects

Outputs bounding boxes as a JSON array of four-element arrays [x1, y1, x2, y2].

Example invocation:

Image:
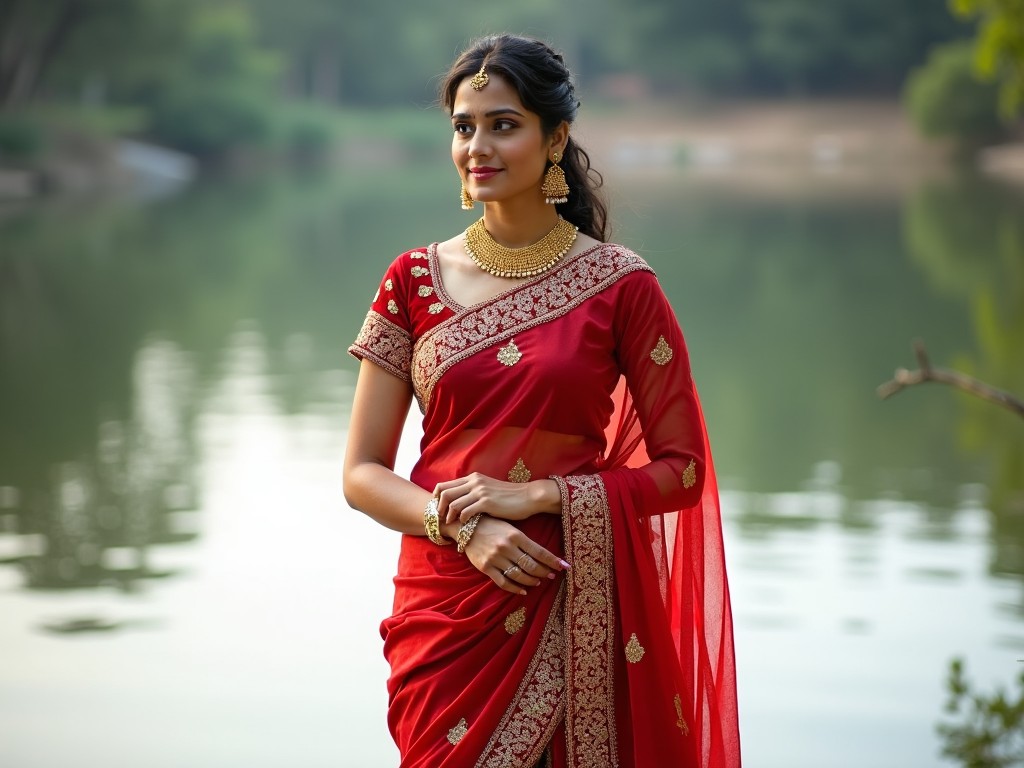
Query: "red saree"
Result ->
[[349, 242, 740, 767]]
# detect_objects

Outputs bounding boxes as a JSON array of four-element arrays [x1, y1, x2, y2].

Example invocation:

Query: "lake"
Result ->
[[1, 158, 1021, 767]]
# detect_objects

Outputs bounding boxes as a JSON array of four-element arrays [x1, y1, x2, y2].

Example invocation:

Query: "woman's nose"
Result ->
[[467, 131, 491, 158]]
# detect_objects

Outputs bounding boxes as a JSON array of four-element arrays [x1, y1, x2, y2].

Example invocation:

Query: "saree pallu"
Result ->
[[350, 242, 740, 767]]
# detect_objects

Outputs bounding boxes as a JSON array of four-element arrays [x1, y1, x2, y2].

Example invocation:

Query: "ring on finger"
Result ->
[[516, 553, 532, 570], [502, 564, 521, 578]]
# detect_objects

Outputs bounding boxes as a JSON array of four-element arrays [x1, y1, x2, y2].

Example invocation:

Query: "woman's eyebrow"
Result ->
[[451, 107, 525, 120]]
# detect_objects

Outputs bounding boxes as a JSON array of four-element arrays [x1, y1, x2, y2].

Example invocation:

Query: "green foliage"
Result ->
[[938, 658, 1024, 768], [906, 41, 1005, 146], [952, 0, 1024, 117], [140, 5, 281, 157]]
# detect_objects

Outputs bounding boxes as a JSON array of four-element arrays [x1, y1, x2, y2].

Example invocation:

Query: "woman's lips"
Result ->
[[469, 168, 501, 181]]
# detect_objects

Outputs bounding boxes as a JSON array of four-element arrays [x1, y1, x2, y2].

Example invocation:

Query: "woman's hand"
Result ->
[[458, 515, 570, 595], [435, 473, 561, 526]]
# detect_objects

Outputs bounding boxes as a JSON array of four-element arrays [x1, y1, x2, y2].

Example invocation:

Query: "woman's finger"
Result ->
[[490, 567, 527, 596], [500, 562, 541, 587], [519, 539, 570, 574], [436, 483, 471, 523]]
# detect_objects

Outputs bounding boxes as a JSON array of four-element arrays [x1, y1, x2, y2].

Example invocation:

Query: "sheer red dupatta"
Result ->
[[553, 268, 740, 767], [601, 381, 740, 767]]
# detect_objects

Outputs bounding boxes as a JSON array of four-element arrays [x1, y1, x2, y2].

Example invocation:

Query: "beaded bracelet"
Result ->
[[423, 498, 452, 546], [456, 513, 483, 554]]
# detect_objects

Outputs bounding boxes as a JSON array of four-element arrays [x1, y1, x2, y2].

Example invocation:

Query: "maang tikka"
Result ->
[[541, 151, 570, 205]]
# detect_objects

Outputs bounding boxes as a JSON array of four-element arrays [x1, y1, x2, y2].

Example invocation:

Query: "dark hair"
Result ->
[[440, 34, 608, 242]]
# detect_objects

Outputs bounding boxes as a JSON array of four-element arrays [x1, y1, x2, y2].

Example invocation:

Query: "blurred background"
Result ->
[[1, 1, 1023, 766]]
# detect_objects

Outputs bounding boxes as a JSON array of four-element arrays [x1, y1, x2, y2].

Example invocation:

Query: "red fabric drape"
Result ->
[[350, 242, 740, 767]]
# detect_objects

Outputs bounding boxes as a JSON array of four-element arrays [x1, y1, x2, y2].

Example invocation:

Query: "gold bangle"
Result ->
[[456, 513, 483, 554], [423, 498, 452, 546]]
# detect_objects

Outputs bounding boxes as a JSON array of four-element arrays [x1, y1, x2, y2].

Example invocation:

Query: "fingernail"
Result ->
[[519, 590, 528, 596], [547, 573, 556, 580], [559, 560, 571, 570]]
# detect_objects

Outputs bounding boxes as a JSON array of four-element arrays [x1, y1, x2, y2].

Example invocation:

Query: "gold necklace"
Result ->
[[463, 217, 578, 279]]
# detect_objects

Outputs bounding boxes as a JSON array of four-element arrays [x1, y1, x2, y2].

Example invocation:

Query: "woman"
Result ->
[[344, 34, 740, 768]]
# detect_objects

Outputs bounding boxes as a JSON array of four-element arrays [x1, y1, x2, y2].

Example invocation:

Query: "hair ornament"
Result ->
[[469, 64, 489, 91]]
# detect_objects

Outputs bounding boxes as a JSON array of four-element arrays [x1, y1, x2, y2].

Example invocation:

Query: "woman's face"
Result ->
[[451, 73, 563, 209]]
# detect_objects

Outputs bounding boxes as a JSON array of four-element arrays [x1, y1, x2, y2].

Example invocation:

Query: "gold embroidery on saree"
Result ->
[[428, 302, 445, 315], [350, 311, 412, 381], [474, 584, 566, 768], [418, 285, 434, 297], [448, 717, 469, 745], [624, 632, 645, 663], [411, 266, 430, 278], [387, 299, 399, 315], [384, 278, 393, 291], [555, 474, 618, 767], [673, 694, 690, 736], [650, 335, 673, 365], [504, 607, 526, 634], [682, 458, 697, 489], [412, 244, 653, 410], [496, 339, 523, 367], [507, 458, 531, 483]]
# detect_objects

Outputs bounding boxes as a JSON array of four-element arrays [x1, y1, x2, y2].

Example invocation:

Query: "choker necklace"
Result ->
[[463, 217, 578, 279]]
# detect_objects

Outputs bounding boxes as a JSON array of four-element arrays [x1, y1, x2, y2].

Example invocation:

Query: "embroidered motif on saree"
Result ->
[[411, 266, 429, 278], [507, 458, 531, 483], [447, 718, 468, 745], [418, 285, 434, 297], [682, 458, 697, 489], [650, 335, 673, 365], [624, 632, 645, 663], [504, 607, 526, 635], [673, 694, 690, 736], [496, 339, 523, 367]]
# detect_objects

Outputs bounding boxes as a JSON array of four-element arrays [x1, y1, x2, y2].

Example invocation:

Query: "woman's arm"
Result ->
[[343, 359, 439, 536], [343, 359, 568, 592]]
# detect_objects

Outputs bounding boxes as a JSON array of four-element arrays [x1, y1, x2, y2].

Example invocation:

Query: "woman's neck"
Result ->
[[481, 200, 560, 248]]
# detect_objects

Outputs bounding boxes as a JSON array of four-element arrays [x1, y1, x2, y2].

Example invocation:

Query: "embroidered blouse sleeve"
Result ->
[[348, 254, 415, 381], [603, 269, 706, 512]]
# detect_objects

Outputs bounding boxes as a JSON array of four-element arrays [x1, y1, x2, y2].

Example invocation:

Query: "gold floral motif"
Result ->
[[474, 584, 566, 768], [387, 299, 399, 315], [650, 335, 673, 366], [384, 278, 393, 291], [505, 607, 526, 634], [507, 458, 531, 483], [673, 694, 689, 736], [447, 717, 468, 745], [418, 285, 434, 297], [410, 251, 426, 259], [428, 302, 445, 314], [411, 266, 430, 278], [349, 311, 412, 381], [682, 459, 697, 489], [553, 474, 618, 767], [496, 339, 522, 367], [411, 243, 653, 410], [624, 632, 645, 663]]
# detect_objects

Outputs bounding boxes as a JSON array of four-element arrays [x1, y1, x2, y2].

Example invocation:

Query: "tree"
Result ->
[[952, 0, 1024, 117]]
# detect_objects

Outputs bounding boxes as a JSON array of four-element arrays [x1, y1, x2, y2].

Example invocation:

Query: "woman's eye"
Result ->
[[494, 120, 516, 131], [453, 123, 473, 135]]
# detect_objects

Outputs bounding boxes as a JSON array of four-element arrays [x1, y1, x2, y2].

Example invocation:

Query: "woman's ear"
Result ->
[[548, 121, 570, 157]]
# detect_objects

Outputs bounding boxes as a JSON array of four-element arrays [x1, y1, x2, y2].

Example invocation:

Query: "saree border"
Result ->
[[411, 244, 653, 411], [474, 582, 567, 768], [348, 310, 413, 382], [554, 474, 619, 768]]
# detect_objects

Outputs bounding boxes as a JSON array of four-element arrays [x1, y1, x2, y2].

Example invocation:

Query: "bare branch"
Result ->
[[877, 339, 1024, 419]]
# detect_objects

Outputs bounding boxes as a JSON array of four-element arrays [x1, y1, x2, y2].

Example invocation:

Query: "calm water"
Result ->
[[0, 161, 1022, 768]]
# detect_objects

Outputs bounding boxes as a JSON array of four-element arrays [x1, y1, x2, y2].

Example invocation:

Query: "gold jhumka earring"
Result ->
[[541, 151, 569, 204], [460, 182, 474, 210]]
